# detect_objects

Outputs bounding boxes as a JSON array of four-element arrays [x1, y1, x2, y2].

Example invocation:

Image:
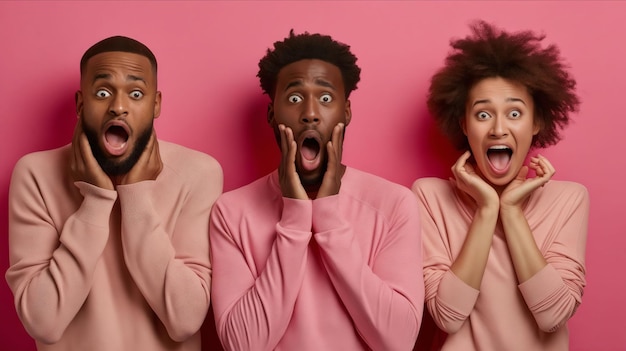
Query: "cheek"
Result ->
[[465, 129, 483, 149]]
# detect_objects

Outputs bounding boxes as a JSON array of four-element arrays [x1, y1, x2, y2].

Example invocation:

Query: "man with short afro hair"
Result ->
[[210, 30, 424, 351]]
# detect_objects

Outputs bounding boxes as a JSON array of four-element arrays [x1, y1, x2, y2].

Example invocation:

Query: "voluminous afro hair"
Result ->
[[427, 20, 580, 150], [80, 36, 157, 76], [257, 30, 361, 99]]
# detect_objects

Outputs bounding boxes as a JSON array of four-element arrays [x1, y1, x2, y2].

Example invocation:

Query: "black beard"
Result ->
[[83, 122, 153, 176]]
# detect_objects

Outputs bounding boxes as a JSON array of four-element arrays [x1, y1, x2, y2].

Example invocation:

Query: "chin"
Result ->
[[297, 169, 324, 187]]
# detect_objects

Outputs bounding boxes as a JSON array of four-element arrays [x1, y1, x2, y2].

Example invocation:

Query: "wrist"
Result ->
[[476, 203, 499, 219], [499, 204, 524, 217]]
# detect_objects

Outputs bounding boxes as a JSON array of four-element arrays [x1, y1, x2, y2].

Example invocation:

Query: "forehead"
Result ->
[[276, 59, 344, 89], [82, 51, 155, 81], [468, 77, 531, 102]]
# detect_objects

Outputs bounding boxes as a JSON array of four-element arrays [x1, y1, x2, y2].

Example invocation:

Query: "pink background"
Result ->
[[1, 1, 623, 350]]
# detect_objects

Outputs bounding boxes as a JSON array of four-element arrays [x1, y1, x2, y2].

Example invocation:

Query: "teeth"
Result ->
[[489, 145, 510, 150]]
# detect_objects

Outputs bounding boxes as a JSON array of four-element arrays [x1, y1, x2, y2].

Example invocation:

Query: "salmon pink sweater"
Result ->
[[210, 168, 424, 351], [6, 141, 223, 351], [412, 178, 588, 351]]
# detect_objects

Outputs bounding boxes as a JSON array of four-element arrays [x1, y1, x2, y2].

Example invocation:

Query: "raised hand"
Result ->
[[450, 150, 499, 209], [317, 123, 344, 198], [500, 154, 554, 209], [70, 119, 114, 190], [115, 129, 162, 186], [277, 124, 308, 200]]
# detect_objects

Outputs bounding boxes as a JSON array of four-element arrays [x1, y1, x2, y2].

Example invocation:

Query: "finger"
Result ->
[[278, 124, 290, 175], [148, 132, 162, 175], [333, 123, 344, 163], [516, 165, 529, 181], [78, 132, 99, 171], [285, 126, 298, 174], [451, 150, 471, 176], [71, 121, 83, 171], [325, 140, 336, 176], [278, 124, 289, 158], [537, 155, 556, 176]]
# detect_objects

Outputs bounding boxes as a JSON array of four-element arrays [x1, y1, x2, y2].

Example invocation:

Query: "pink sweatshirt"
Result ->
[[6, 141, 223, 351], [209, 168, 424, 351], [412, 178, 588, 351]]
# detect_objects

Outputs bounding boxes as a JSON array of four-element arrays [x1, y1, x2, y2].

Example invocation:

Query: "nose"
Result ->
[[490, 115, 508, 137], [108, 93, 128, 116], [300, 98, 320, 124]]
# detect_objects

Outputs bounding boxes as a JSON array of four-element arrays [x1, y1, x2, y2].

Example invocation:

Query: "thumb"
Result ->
[[516, 165, 529, 180]]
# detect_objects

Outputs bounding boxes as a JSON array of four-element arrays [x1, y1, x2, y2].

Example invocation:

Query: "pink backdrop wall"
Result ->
[[1, 1, 623, 350]]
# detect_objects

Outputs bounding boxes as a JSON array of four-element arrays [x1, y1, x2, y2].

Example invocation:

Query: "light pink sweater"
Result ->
[[6, 141, 223, 351], [209, 168, 424, 351], [412, 178, 588, 351]]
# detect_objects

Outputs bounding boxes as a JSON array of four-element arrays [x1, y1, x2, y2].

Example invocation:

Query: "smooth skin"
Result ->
[[449, 77, 551, 289], [73, 51, 162, 190]]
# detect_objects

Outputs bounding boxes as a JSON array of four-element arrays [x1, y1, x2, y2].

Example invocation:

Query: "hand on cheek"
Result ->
[[277, 124, 307, 200], [501, 154, 555, 209], [70, 120, 114, 190], [450, 150, 499, 209], [118, 129, 162, 185], [318, 123, 344, 198]]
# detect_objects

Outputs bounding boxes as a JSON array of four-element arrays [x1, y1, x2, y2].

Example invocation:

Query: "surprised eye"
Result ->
[[288, 94, 302, 103], [130, 90, 144, 100], [320, 94, 332, 103], [96, 89, 111, 98], [477, 111, 490, 120], [509, 110, 521, 118]]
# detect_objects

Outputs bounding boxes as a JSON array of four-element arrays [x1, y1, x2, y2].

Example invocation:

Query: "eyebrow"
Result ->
[[472, 97, 527, 107], [283, 78, 336, 91]]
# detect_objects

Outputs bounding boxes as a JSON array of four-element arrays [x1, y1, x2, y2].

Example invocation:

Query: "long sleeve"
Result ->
[[210, 197, 312, 351], [517, 183, 588, 332], [312, 192, 424, 351], [412, 178, 480, 333], [5, 156, 116, 344], [116, 159, 222, 342], [413, 177, 588, 351]]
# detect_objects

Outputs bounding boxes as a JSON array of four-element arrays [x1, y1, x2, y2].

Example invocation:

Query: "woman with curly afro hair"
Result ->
[[412, 21, 588, 351]]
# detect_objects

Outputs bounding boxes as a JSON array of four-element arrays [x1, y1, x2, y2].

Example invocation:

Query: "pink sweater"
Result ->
[[6, 141, 223, 351], [209, 168, 424, 351], [412, 178, 588, 351]]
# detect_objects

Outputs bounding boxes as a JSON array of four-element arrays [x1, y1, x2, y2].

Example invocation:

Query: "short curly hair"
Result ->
[[257, 29, 361, 100], [427, 20, 580, 150], [80, 36, 157, 76]]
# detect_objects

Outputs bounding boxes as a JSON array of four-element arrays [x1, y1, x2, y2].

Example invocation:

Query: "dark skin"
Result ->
[[267, 59, 351, 200], [72, 51, 163, 190]]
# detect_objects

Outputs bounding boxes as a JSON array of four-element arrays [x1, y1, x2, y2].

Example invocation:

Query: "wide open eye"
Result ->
[[477, 111, 490, 120], [130, 90, 144, 100], [288, 94, 302, 103], [96, 89, 111, 98], [509, 110, 521, 119], [320, 93, 332, 103]]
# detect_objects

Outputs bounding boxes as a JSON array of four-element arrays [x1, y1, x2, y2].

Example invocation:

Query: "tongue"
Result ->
[[488, 152, 510, 171], [302, 145, 318, 160], [301, 139, 320, 161], [105, 127, 127, 147]]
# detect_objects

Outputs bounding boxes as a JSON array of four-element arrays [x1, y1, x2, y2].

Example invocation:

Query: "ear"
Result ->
[[153, 91, 162, 119], [344, 100, 352, 126], [75, 90, 83, 119], [266, 102, 275, 126]]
